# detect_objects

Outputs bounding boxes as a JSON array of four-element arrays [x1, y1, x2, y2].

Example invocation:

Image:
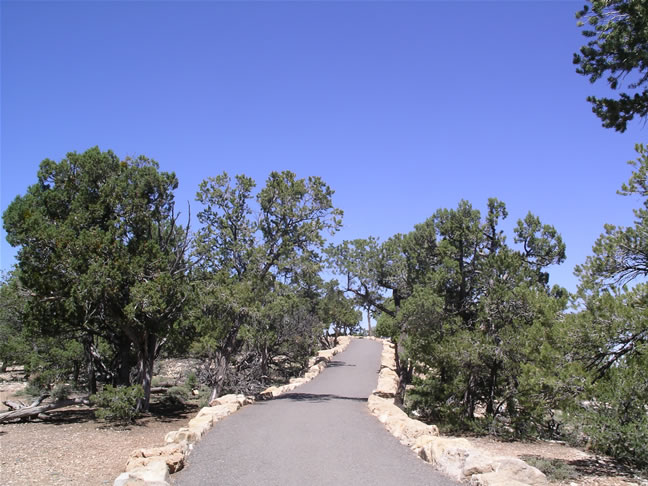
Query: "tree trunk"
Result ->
[[207, 320, 243, 403], [72, 361, 80, 386], [486, 361, 499, 416], [134, 331, 157, 412], [3, 393, 50, 411], [208, 353, 228, 403], [464, 369, 477, 419], [259, 344, 270, 379], [83, 337, 97, 394], [113, 335, 133, 387], [366, 306, 372, 337], [394, 340, 412, 404]]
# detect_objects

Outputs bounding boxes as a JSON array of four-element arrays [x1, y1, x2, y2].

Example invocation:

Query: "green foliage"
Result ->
[[3, 147, 190, 410], [196, 386, 212, 408], [91, 385, 144, 423], [24, 337, 84, 389], [18, 382, 45, 399], [192, 171, 343, 398], [331, 198, 569, 434], [374, 301, 399, 340], [574, 0, 648, 131], [318, 281, 362, 336], [577, 144, 648, 289], [185, 371, 198, 390], [166, 386, 190, 405], [520, 456, 578, 482], [567, 350, 648, 470], [151, 376, 165, 387], [569, 146, 648, 470], [572, 146, 648, 381], [0, 272, 30, 371]]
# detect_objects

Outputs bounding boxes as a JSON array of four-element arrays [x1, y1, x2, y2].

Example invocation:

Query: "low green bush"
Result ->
[[166, 385, 190, 405], [520, 456, 578, 482], [91, 385, 143, 423], [185, 371, 198, 391]]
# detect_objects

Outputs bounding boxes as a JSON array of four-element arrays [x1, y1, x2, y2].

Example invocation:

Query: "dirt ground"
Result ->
[[465, 436, 647, 486], [0, 407, 195, 485], [1, 366, 646, 486], [0, 364, 196, 486]]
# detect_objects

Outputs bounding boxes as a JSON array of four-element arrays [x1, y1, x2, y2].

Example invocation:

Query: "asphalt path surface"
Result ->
[[173, 339, 460, 486]]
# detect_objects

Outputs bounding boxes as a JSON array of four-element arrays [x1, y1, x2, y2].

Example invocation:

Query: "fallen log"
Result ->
[[3, 400, 28, 410], [0, 396, 90, 423], [3, 393, 50, 411]]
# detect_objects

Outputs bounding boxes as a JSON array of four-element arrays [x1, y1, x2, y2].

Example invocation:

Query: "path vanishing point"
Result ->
[[173, 339, 460, 486]]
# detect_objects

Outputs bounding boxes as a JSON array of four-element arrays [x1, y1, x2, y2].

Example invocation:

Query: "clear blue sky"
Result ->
[[1, 1, 645, 294]]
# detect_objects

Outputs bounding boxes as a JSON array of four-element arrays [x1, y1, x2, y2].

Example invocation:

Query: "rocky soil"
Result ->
[[0, 363, 196, 485], [465, 437, 646, 486], [0, 407, 195, 485]]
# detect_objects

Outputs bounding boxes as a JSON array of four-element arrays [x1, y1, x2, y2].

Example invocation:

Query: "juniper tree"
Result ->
[[3, 147, 190, 410], [192, 171, 342, 399]]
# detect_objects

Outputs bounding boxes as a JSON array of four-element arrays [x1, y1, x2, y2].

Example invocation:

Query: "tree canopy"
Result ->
[[568, 145, 648, 469], [574, 0, 648, 131], [3, 143, 647, 470], [328, 199, 569, 433], [191, 171, 345, 399], [3, 147, 190, 410]]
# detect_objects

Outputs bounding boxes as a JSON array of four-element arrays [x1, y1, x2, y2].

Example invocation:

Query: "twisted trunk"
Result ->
[[134, 331, 158, 412]]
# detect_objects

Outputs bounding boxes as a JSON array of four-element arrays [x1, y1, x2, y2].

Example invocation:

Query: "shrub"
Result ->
[[51, 384, 72, 401], [185, 371, 198, 391], [91, 385, 143, 423], [567, 353, 648, 472], [166, 386, 190, 405], [520, 456, 578, 482], [17, 382, 45, 399], [196, 386, 212, 408]]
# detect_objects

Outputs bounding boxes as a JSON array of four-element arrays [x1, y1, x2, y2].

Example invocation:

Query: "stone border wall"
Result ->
[[114, 336, 353, 486], [367, 338, 549, 486]]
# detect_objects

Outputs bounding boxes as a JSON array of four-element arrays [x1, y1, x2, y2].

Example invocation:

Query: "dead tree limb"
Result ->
[[2, 393, 50, 411], [0, 396, 90, 423], [3, 400, 27, 410]]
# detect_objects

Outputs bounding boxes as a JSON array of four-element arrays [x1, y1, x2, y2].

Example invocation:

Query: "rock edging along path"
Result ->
[[368, 339, 549, 486], [113, 336, 354, 486], [115, 337, 548, 486], [172, 337, 459, 486]]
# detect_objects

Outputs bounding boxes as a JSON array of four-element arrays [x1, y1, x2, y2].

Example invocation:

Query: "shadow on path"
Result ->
[[325, 360, 355, 368], [271, 392, 367, 403]]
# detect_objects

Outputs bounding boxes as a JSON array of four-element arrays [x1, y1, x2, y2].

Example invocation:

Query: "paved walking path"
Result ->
[[173, 339, 460, 486]]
